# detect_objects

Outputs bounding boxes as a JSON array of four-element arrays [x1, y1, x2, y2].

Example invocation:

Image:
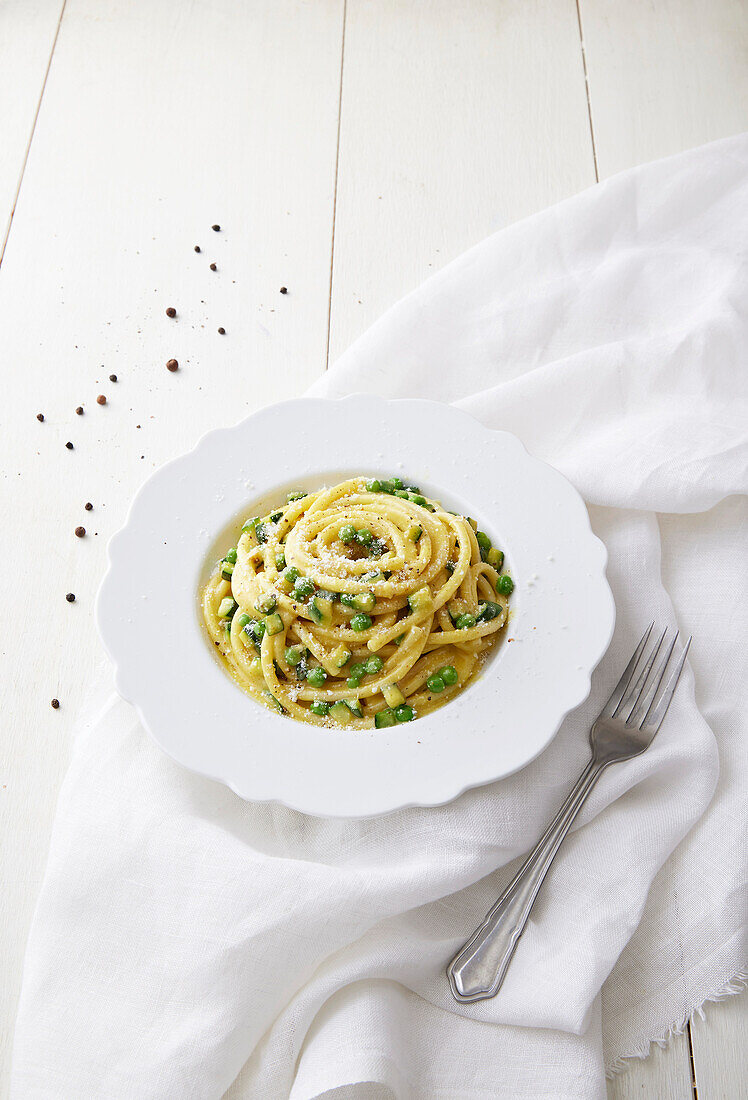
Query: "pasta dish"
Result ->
[[202, 476, 513, 727]]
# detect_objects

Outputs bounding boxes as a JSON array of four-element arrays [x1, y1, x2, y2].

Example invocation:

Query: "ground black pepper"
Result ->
[[75, 526, 86, 537], [51, 698, 60, 709], [66, 592, 76, 603], [166, 359, 179, 372], [166, 307, 177, 318], [66, 441, 74, 449], [97, 394, 107, 405], [37, 413, 44, 422], [217, 327, 225, 335]]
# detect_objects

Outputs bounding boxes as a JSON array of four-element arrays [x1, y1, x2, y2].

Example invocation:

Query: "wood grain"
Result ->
[[328, 0, 596, 362], [0, 1, 344, 1093], [691, 993, 748, 1100], [0, 0, 65, 256]]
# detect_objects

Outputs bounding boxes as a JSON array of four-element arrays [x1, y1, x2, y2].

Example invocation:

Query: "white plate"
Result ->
[[96, 396, 615, 817]]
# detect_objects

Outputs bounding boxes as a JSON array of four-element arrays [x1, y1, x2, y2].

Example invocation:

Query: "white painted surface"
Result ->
[[0, 0, 745, 1097]]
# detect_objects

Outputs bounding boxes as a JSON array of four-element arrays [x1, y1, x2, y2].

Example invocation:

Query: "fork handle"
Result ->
[[447, 757, 607, 1003]]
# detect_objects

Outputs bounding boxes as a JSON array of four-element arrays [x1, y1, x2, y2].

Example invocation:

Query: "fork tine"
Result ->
[[640, 637, 692, 732], [618, 626, 668, 719], [628, 631, 678, 728], [604, 623, 654, 716]]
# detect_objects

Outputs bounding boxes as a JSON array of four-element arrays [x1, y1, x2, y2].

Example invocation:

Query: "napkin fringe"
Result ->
[[605, 967, 748, 1079]]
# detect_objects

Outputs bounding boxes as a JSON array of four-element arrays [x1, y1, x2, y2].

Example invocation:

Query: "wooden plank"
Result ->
[[0, 1, 344, 1094], [0, 0, 66, 256], [691, 994, 748, 1100], [606, 1034, 693, 1100], [327, 0, 597, 363], [578, 0, 748, 179]]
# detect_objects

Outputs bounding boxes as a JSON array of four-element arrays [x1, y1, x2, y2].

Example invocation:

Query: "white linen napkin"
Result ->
[[11, 135, 747, 1100]]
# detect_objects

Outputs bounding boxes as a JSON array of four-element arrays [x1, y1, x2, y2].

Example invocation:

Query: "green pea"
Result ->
[[390, 477, 403, 490], [256, 593, 277, 615], [439, 665, 459, 686], [351, 613, 372, 631], [306, 667, 327, 688], [497, 575, 514, 595], [426, 675, 445, 693], [285, 645, 304, 667], [284, 566, 300, 584], [339, 524, 357, 543], [310, 700, 330, 717], [455, 613, 477, 630], [408, 493, 426, 506], [350, 661, 367, 677], [365, 655, 384, 675], [379, 480, 395, 494], [294, 577, 315, 600], [224, 547, 238, 564], [394, 489, 409, 499], [356, 528, 373, 546], [394, 703, 414, 722], [347, 675, 362, 689], [235, 613, 250, 631], [366, 478, 382, 492]]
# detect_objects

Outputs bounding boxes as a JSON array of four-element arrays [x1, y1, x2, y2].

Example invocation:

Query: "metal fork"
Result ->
[[447, 624, 692, 1004]]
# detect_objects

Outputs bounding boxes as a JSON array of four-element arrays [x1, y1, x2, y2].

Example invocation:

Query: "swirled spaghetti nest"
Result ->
[[203, 476, 512, 728]]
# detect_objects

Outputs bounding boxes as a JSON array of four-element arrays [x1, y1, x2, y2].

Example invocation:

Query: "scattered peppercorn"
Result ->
[[75, 526, 85, 537], [51, 698, 60, 709], [37, 413, 44, 422], [217, 327, 225, 335], [194, 245, 201, 253], [280, 286, 288, 294], [97, 394, 106, 405], [109, 374, 117, 382], [84, 502, 93, 510], [76, 406, 84, 415], [210, 263, 217, 271], [66, 592, 76, 603], [212, 224, 220, 231], [166, 307, 177, 318], [66, 441, 74, 449], [166, 359, 179, 372]]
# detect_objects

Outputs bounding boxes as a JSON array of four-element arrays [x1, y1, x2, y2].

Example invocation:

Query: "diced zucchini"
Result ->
[[221, 561, 235, 580], [264, 691, 285, 714], [347, 699, 364, 718], [268, 511, 283, 523], [467, 517, 478, 532], [406, 524, 422, 542], [375, 709, 397, 729], [331, 644, 352, 668], [218, 597, 237, 619], [265, 613, 284, 636], [308, 595, 333, 626], [256, 592, 277, 615], [241, 516, 260, 533], [248, 657, 264, 678], [329, 701, 353, 725], [255, 522, 267, 543], [445, 561, 455, 575], [407, 586, 433, 616], [287, 490, 306, 502], [394, 633, 405, 646], [351, 591, 376, 613], [275, 550, 286, 570], [476, 531, 491, 559], [487, 547, 504, 571], [383, 684, 406, 708]]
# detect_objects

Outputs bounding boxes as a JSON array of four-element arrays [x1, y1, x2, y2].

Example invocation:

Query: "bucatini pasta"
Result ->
[[202, 476, 513, 728]]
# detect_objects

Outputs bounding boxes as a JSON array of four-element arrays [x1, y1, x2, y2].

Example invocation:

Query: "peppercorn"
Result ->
[[212, 224, 220, 231], [97, 395, 106, 405], [109, 374, 117, 382], [166, 307, 177, 318], [84, 502, 93, 510], [76, 406, 84, 415], [51, 698, 60, 709], [166, 359, 179, 372], [66, 441, 74, 449], [66, 593, 76, 603], [217, 327, 225, 335], [37, 413, 44, 422], [280, 286, 288, 294], [75, 526, 85, 538], [194, 245, 201, 252], [210, 263, 217, 271]]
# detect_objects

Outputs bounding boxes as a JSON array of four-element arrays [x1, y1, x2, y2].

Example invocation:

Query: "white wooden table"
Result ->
[[1, 2, 746, 1097]]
